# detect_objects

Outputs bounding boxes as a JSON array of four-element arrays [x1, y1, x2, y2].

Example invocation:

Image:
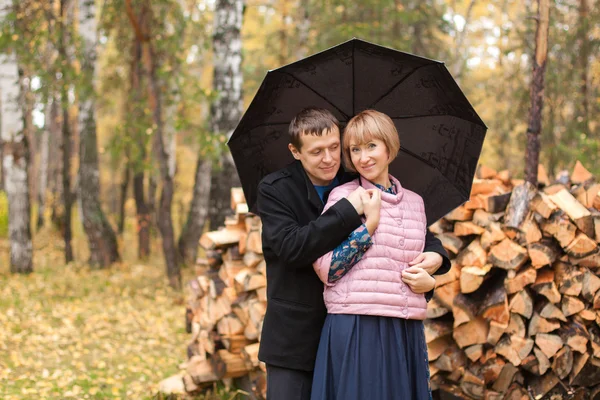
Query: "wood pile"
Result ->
[[179, 187, 268, 398], [161, 162, 600, 400], [429, 162, 600, 399]]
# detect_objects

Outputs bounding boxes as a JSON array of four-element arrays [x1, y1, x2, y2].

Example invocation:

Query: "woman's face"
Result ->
[[348, 138, 390, 186]]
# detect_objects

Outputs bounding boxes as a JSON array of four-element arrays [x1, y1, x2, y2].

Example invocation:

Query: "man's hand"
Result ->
[[401, 267, 435, 294], [346, 187, 367, 215], [408, 252, 443, 275], [362, 189, 381, 235]]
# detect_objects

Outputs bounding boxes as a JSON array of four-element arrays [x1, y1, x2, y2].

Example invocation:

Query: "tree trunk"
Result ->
[[133, 171, 150, 259], [118, 163, 129, 234], [37, 98, 55, 228], [207, 0, 245, 230], [0, 1, 33, 273], [296, 0, 310, 59], [524, 0, 550, 185], [178, 158, 211, 265], [578, 0, 589, 133], [49, 96, 63, 228], [77, 0, 119, 267], [126, 0, 180, 289]]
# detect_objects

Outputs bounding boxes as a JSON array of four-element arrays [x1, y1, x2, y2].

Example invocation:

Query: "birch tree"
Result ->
[[77, 0, 120, 267], [0, 0, 33, 273], [207, 0, 244, 230]]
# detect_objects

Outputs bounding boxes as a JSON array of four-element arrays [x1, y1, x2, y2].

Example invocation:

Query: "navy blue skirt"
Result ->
[[311, 314, 432, 400]]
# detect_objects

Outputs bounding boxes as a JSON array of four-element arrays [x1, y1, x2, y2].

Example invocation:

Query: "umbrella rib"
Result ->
[[279, 71, 350, 120], [389, 114, 485, 127], [366, 63, 439, 110]]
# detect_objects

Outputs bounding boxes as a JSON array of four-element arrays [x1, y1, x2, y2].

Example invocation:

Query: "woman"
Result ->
[[311, 109, 434, 400]]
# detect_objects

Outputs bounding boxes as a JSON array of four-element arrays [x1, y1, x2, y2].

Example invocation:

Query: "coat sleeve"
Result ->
[[424, 230, 451, 276], [257, 182, 362, 270]]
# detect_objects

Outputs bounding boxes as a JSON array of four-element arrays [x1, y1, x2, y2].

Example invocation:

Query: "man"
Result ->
[[256, 108, 450, 400]]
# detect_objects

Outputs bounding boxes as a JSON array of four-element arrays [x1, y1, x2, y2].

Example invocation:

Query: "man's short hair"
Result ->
[[289, 108, 340, 150], [342, 109, 400, 173]]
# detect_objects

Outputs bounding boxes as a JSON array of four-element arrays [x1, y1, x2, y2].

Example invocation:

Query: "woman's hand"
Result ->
[[408, 252, 443, 275], [401, 266, 435, 294], [362, 189, 381, 235]]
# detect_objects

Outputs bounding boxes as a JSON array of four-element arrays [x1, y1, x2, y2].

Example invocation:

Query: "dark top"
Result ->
[[256, 160, 450, 372]]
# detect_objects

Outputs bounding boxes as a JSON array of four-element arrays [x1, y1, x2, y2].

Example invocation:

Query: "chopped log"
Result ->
[[570, 352, 600, 386], [541, 210, 578, 248], [456, 239, 487, 267], [234, 268, 266, 292], [570, 250, 600, 269], [483, 391, 502, 400], [446, 206, 475, 222], [488, 239, 528, 270], [589, 326, 600, 358], [460, 264, 492, 294], [221, 335, 252, 354], [579, 308, 596, 323], [558, 320, 589, 354], [539, 301, 567, 322], [528, 312, 561, 336], [428, 336, 453, 361], [551, 345, 573, 380], [466, 193, 487, 210], [460, 370, 485, 399], [506, 313, 526, 338], [534, 333, 563, 358], [245, 230, 263, 254], [496, 336, 532, 366], [479, 281, 509, 324], [509, 289, 534, 319], [435, 261, 461, 287], [548, 188, 595, 238], [505, 267, 536, 296], [187, 355, 219, 384], [427, 297, 450, 319], [528, 239, 560, 268], [241, 343, 260, 369], [581, 184, 600, 208], [434, 280, 461, 310], [529, 372, 560, 400], [217, 313, 245, 337], [555, 261, 584, 296], [545, 183, 568, 195], [497, 170, 511, 185], [242, 251, 262, 269], [425, 318, 454, 343], [566, 232, 598, 258], [472, 179, 502, 195], [531, 192, 558, 219], [531, 268, 561, 303], [453, 293, 479, 328], [491, 363, 518, 393], [561, 295, 585, 317], [480, 222, 507, 250], [435, 342, 467, 372], [465, 344, 484, 362], [521, 347, 550, 376], [200, 229, 243, 250], [484, 192, 512, 214], [453, 317, 489, 348], [571, 160, 593, 184], [429, 218, 453, 235], [503, 182, 537, 237], [473, 209, 503, 228], [230, 188, 246, 211], [455, 221, 485, 236], [537, 164, 550, 186], [437, 233, 464, 255], [487, 320, 508, 346], [211, 349, 252, 379], [522, 215, 543, 245], [481, 356, 505, 384]]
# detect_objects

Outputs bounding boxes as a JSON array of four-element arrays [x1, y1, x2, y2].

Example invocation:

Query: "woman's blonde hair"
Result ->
[[342, 109, 400, 173]]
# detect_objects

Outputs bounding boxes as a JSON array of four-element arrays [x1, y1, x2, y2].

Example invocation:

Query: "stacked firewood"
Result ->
[[179, 187, 268, 398], [162, 162, 600, 399], [428, 162, 600, 399]]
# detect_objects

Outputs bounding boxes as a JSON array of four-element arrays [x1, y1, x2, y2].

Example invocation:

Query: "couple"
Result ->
[[256, 108, 450, 400]]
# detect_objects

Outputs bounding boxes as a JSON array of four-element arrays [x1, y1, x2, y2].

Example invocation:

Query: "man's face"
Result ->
[[288, 126, 341, 186]]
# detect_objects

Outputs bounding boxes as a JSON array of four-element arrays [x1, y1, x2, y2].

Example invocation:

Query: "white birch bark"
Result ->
[[0, 0, 32, 273]]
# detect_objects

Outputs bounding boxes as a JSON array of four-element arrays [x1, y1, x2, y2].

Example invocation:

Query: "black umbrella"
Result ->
[[228, 38, 487, 225]]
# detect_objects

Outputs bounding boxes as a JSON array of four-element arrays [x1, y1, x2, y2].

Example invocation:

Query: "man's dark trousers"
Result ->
[[266, 364, 313, 400]]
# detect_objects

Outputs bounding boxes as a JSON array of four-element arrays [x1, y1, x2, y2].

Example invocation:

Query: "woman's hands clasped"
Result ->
[[401, 267, 435, 294]]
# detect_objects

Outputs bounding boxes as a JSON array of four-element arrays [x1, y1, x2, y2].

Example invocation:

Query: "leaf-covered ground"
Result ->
[[0, 229, 195, 399]]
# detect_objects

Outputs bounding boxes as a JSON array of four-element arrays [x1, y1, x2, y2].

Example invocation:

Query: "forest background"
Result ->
[[0, 0, 598, 399]]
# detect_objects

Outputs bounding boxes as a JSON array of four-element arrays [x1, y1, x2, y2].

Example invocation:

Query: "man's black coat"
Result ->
[[256, 160, 450, 372]]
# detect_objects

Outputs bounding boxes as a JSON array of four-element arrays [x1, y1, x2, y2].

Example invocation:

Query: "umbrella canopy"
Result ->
[[228, 38, 487, 225]]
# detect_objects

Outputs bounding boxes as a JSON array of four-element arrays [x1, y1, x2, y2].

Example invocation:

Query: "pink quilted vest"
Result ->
[[313, 175, 428, 320]]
